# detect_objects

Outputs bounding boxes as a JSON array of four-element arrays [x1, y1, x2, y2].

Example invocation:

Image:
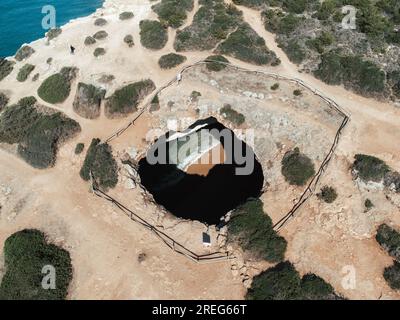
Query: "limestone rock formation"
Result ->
[[73, 82, 106, 119]]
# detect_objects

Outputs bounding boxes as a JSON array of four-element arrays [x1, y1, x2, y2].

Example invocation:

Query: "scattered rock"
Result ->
[[94, 18, 107, 26], [46, 28, 62, 41], [93, 30, 108, 40], [15, 45, 35, 61], [84, 36, 96, 46]]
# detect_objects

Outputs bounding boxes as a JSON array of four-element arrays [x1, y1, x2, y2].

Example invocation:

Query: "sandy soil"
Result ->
[[0, 0, 399, 300]]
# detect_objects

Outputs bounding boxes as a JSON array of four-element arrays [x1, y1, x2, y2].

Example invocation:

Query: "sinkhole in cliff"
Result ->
[[138, 117, 264, 225]]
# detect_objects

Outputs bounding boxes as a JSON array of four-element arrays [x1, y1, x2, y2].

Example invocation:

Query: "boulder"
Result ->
[[73, 82, 106, 119]]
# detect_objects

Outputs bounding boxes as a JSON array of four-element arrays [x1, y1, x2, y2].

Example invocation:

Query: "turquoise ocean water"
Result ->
[[0, 0, 104, 57]]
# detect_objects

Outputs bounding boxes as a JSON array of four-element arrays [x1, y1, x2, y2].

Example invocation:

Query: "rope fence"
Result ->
[[93, 59, 351, 260]]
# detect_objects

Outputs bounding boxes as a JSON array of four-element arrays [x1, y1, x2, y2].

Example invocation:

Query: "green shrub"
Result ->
[[17, 64, 35, 82], [0, 103, 80, 168], [306, 31, 334, 54], [317, 186, 337, 203], [93, 30, 108, 40], [94, 18, 107, 26], [84, 36, 96, 46], [150, 95, 160, 113], [0, 229, 72, 300], [205, 55, 229, 71], [152, 0, 193, 28], [158, 53, 187, 69], [139, 20, 168, 50], [174, 0, 242, 51], [315, 52, 386, 96], [105, 79, 156, 117], [383, 261, 400, 290], [0, 104, 41, 144], [271, 83, 280, 90], [293, 89, 302, 96], [15, 45, 35, 61], [220, 104, 245, 126], [278, 14, 302, 35], [75, 143, 85, 155], [216, 23, 278, 65], [38, 73, 71, 104], [80, 138, 118, 190], [246, 261, 339, 300], [18, 112, 80, 168], [46, 28, 62, 41], [365, 198, 374, 210], [0, 59, 15, 81], [0, 92, 9, 110], [283, 40, 305, 64], [32, 73, 39, 82], [119, 11, 134, 20], [352, 154, 389, 183], [232, 0, 267, 9], [93, 48, 106, 57], [262, 9, 285, 33], [376, 224, 400, 262], [228, 198, 287, 262], [124, 34, 134, 47], [18, 96, 37, 107], [190, 91, 201, 101], [281, 147, 315, 186]]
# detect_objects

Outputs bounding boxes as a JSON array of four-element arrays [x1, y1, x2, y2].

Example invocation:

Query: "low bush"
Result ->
[[281, 147, 315, 186], [152, 0, 193, 28], [18, 96, 37, 107], [383, 261, 400, 290], [80, 138, 118, 190], [0, 59, 15, 81], [317, 186, 337, 203], [119, 11, 134, 20], [38, 73, 71, 104], [139, 20, 168, 50], [282, 40, 305, 64], [315, 52, 386, 96], [228, 198, 287, 263], [376, 224, 400, 262], [105, 79, 156, 117], [17, 112, 80, 168], [158, 53, 187, 69], [93, 48, 106, 57], [216, 23, 278, 65], [150, 95, 160, 113], [75, 143, 85, 155], [271, 83, 280, 90], [32, 73, 39, 82], [0, 229, 72, 300], [246, 261, 340, 300], [17, 64, 35, 82], [0, 102, 80, 168], [84, 36, 96, 46], [220, 104, 245, 126], [190, 91, 201, 101], [352, 154, 390, 183], [46, 28, 62, 41], [293, 89, 302, 96], [15, 45, 35, 61], [174, 0, 242, 51], [124, 35, 134, 47], [364, 198, 374, 211], [94, 18, 107, 26], [0, 92, 9, 110], [205, 55, 229, 71], [93, 30, 108, 40]]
